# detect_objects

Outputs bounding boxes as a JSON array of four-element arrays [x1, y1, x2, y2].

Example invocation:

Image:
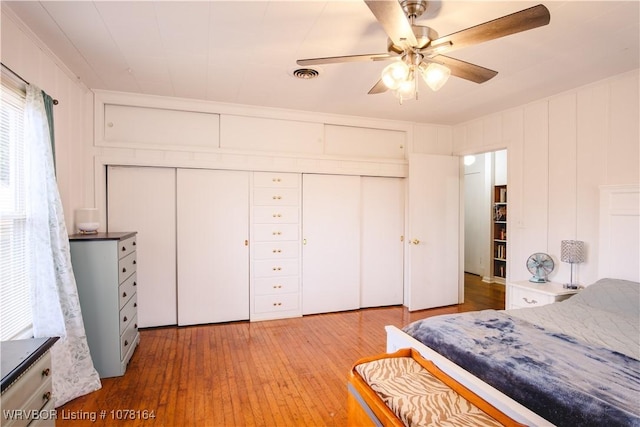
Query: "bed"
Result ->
[[386, 185, 640, 426]]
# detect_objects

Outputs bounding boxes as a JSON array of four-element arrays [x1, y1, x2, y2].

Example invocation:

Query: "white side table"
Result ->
[[506, 280, 580, 310]]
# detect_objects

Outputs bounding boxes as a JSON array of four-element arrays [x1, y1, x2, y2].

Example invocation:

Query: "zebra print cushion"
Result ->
[[355, 357, 503, 427]]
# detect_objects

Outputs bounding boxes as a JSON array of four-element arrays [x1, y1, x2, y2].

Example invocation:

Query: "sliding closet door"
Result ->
[[360, 176, 404, 307], [177, 169, 249, 325], [302, 174, 360, 315], [107, 166, 177, 327]]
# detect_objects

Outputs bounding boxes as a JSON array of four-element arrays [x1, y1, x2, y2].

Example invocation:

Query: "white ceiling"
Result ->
[[5, 1, 639, 125]]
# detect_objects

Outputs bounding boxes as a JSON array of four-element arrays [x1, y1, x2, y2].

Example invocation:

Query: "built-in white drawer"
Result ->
[[253, 206, 299, 224], [120, 317, 138, 361], [254, 293, 300, 314], [254, 276, 299, 296], [118, 236, 136, 260], [253, 259, 299, 278], [253, 172, 299, 188], [118, 252, 137, 283], [253, 241, 299, 260], [1, 353, 52, 419], [253, 187, 299, 206], [253, 223, 299, 242], [119, 293, 137, 332], [119, 273, 137, 309]]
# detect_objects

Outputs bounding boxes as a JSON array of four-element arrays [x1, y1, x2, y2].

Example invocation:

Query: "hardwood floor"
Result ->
[[57, 274, 503, 426]]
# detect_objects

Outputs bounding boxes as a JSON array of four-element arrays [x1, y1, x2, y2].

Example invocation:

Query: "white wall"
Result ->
[[2, 7, 94, 233], [453, 70, 640, 286]]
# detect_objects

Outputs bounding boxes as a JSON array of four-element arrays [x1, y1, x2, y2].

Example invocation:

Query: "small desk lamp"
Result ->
[[561, 240, 585, 289]]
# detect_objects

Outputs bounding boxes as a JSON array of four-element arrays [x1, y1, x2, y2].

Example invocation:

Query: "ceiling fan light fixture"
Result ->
[[381, 61, 410, 90], [420, 62, 451, 91]]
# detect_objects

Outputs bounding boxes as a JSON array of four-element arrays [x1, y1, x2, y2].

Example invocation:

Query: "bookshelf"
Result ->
[[493, 185, 507, 283]]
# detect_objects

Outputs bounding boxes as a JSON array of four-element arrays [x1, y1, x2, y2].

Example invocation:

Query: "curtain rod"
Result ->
[[1, 62, 59, 105]]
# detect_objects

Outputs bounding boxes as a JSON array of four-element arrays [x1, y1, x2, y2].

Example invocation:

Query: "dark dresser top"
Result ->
[[1, 337, 59, 393], [69, 231, 137, 241]]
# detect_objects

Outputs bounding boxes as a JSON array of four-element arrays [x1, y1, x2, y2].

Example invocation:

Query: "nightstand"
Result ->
[[506, 280, 580, 310]]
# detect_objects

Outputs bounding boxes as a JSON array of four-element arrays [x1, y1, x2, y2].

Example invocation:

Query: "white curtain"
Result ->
[[24, 84, 101, 407]]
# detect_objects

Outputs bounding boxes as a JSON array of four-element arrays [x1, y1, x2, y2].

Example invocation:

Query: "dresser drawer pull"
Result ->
[[135, 323, 138, 329], [272, 302, 282, 307], [272, 195, 282, 200], [43, 391, 52, 402], [273, 285, 282, 289], [122, 246, 126, 252], [124, 340, 129, 347], [133, 281, 137, 287], [272, 231, 282, 236], [133, 260, 137, 265], [42, 368, 50, 377], [272, 213, 282, 218], [122, 292, 127, 298], [272, 267, 282, 271], [122, 267, 127, 273], [123, 316, 128, 322], [134, 303, 137, 308], [522, 297, 538, 304], [133, 241, 136, 246], [272, 178, 281, 183], [272, 249, 282, 253]]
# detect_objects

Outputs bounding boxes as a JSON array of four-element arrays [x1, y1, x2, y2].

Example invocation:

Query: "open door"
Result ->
[[406, 154, 460, 310]]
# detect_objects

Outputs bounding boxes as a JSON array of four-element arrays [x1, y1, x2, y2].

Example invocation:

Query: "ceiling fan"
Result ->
[[297, 1, 550, 99]]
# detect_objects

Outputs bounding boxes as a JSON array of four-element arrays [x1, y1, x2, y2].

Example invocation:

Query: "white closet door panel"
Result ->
[[407, 154, 459, 310], [360, 177, 404, 307], [302, 174, 360, 315], [177, 169, 249, 325], [107, 166, 177, 328]]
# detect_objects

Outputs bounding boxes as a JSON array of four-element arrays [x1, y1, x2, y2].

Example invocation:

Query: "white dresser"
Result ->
[[506, 280, 580, 310], [1, 337, 58, 427], [69, 232, 139, 378], [250, 172, 302, 321]]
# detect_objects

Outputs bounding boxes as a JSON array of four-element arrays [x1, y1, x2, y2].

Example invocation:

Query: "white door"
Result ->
[[407, 154, 460, 310], [177, 169, 249, 325], [360, 177, 404, 307], [107, 166, 177, 327], [302, 174, 360, 315], [464, 170, 483, 275]]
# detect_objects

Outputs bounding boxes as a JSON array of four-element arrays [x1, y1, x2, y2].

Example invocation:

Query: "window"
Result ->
[[0, 76, 31, 340]]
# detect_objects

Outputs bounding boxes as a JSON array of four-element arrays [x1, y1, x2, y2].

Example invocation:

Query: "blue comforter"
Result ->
[[403, 310, 640, 426]]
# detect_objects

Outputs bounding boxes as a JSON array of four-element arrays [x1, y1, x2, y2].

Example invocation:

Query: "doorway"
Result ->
[[463, 149, 507, 286]]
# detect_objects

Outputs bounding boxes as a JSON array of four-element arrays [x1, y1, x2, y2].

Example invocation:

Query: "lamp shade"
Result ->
[[381, 62, 410, 90], [561, 240, 585, 263], [419, 62, 451, 91]]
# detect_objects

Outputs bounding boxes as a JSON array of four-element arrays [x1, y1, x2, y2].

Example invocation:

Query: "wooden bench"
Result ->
[[347, 348, 525, 427]]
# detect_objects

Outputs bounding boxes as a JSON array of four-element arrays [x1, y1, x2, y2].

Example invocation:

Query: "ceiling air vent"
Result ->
[[292, 68, 320, 80]]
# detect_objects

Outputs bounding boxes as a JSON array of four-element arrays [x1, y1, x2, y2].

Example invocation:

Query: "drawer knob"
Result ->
[[122, 246, 126, 251], [133, 260, 137, 265], [123, 316, 128, 322], [523, 297, 538, 304], [272, 178, 281, 182], [124, 340, 129, 347], [122, 267, 127, 273], [42, 368, 50, 377], [273, 285, 282, 289], [133, 281, 137, 287], [272, 267, 282, 271], [272, 195, 282, 200], [133, 241, 136, 246], [43, 391, 51, 402], [134, 323, 138, 328], [122, 292, 127, 298], [134, 303, 137, 308], [272, 302, 282, 306]]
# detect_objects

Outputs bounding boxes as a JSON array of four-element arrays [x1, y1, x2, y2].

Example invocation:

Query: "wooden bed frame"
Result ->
[[384, 184, 639, 426]]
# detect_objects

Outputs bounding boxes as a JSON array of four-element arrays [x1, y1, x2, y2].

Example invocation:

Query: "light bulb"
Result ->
[[420, 62, 451, 91], [381, 62, 410, 90]]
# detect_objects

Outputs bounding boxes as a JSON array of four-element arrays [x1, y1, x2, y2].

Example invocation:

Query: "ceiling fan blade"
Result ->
[[432, 56, 498, 84], [368, 79, 389, 95], [297, 53, 394, 66], [430, 4, 550, 54], [365, 0, 418, 48]]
